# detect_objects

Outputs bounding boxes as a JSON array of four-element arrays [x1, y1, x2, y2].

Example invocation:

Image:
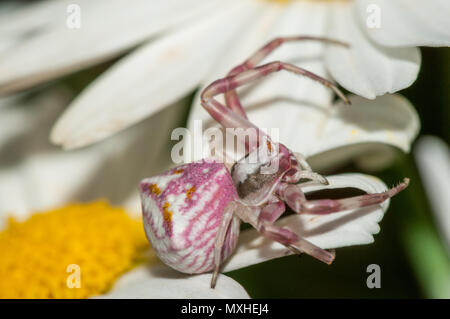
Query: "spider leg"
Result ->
[[293, 152, 312, 171], [284, 170, 329, 185], [201, 60, 350, 123], [224, 36, 349, 119], [254, 213, 335, 264], [201, 61, 350, 154], [201, 47, 351, 154], [233, 199, 334, 264], [278, 178, 410, 215], [259, 197, 286, 225]]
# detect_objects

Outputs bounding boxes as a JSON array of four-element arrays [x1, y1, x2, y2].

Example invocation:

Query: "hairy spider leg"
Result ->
[[255, 194, 335, 265], [284, 169, 330, 185], [293, 152, 313, 171], [201, 61, 350, 155], [259, 197, 286, 225], [277, 178, 410, 215], [223, 36, 349, 119], [201, 60, 351, 126], [257, 222, 335, 265]]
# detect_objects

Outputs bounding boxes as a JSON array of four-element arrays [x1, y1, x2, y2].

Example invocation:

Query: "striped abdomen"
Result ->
[[140, 159, 240, 274]]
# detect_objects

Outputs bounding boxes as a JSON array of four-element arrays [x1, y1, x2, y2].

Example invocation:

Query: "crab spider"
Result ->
[[139, 36, 409, 288]]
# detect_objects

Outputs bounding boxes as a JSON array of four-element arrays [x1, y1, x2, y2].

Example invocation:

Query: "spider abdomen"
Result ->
[[140, 159, 240, 274]]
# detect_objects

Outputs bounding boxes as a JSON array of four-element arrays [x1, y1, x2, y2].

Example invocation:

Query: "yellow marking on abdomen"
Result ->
[[186, 186, 196, 200], [162, 202, 173, 227], [149, 184, 161, 195]]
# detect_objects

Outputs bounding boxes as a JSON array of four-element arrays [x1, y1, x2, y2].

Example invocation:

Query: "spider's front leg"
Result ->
[[223, 36, 349, 119], [201, 61, 350, 137], [277, 178, 410, 215]]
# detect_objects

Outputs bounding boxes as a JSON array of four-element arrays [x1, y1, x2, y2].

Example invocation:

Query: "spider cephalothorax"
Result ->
[[139, 36, 409, 288]]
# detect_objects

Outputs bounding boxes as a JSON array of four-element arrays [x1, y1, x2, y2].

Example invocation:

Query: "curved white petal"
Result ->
[[308, 93, 419, 171], [223, 173, 391, 272], [0, 0, 68, 36], [188, 1, 332, 160], [414, 136, 450, 249], [356, 0, 450, 47], [321, 94, 419, 154], [51, 0, 258, 149], [0, 1, 30, 55], [325, 1, 421, 99], [98, 264, 250, 299], [0, 0, 219, 94], [0, 88, 186, 228], [188, 0, 290, 97]]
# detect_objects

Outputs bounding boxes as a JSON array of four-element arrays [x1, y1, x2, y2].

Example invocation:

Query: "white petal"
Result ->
[[325, 1, 421, 99], [51, 0, 258, 149], [356, 0, 450, 47], [0, 0, 62, 36], [0, 88, 186, 228], [223, 173, 391, 272], [0, 0, 220, 94], [0, 1, 29, 54], [189, 1, 287, 93], [414, 136, 450, 249], [188, 1, 333, 160], [97, 264, 250, 299], [308, 94, 419, 171]]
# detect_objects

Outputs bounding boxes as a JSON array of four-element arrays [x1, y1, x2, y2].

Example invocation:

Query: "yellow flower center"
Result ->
[[0, 201, 151, 299]]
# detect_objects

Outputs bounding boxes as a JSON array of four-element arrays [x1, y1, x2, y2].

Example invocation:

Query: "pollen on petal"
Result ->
[[0, 201, 152, 299]]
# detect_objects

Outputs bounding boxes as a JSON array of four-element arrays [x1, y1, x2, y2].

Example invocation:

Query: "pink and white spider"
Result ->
[[139, 36, 409, 288]]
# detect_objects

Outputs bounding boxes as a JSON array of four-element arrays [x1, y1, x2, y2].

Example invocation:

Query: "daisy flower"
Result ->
[[0, 0, 446, 148]]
